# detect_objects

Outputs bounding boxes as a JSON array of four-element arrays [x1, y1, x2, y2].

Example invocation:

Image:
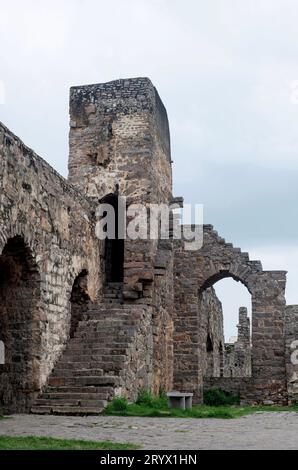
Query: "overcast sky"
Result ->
[[1, 0, 297, 340]]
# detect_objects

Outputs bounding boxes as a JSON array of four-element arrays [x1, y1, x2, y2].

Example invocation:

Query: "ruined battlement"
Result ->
[[69, 77, 172, 203]]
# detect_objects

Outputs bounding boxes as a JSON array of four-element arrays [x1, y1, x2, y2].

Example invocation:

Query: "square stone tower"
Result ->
[[68, 77, 172, 204]]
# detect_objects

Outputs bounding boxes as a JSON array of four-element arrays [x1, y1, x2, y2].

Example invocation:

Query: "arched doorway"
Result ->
[[0, 236, 41, 413], [70, 270, 90, 338], [173, 225, 287, 404], [200, 275, 252, 380]]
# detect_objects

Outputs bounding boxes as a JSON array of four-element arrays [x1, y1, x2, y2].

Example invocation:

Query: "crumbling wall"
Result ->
[[70, 78, 173, 303], [224, 307, 252, 378], [200, 287, 224, 378], [68, 77, 172, 205], [0, 122, 101, 412], [173, 224, 288, 404], [152, 240, 174, 395]]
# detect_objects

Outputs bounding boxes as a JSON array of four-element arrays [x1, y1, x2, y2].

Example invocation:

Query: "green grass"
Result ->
[[0, 435, 140, 450], [105, 392, 298, 420]]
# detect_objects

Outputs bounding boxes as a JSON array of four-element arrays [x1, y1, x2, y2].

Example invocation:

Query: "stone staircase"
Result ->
[[31, 284, 144, 416], [102, 282, 123, 305]]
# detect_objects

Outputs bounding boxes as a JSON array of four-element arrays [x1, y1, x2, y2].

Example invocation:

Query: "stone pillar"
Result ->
[[237, 307, 250, 346], [251, 271, 287, 404]]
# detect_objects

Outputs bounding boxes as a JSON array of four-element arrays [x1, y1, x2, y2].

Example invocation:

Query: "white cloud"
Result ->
[[0, 0, 297, 317]]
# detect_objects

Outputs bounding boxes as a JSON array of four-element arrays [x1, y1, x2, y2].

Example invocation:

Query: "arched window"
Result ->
[[200, 274, 252, 380]]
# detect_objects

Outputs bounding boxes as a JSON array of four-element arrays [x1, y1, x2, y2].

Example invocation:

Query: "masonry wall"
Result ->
[[224, 307, 252, 378], [69, 78, 174, 303], [0, 122, 101, 412], [173, 224, 288, 404], [68, 77, 172, 205], [200, 287, 224, 378], [152, 239, 174, 395]]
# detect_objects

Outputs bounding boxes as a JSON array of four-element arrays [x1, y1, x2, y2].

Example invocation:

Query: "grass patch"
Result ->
[[0, 435, 140, 450], [105, 390, 298, 420]]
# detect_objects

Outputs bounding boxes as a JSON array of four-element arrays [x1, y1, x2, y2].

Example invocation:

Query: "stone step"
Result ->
[[69, 338, 130, 347], [44, 385, 114, 395], [75, 321, 136, 330], [52, 361, 124, 372], [35, 398, 108, 407], [52, 407, 104, 416], [87, 305, 144, 313], [105, 282, 123, 287], [41, 392, 109, 401], [49, 375, 120, 387], [60, 353, 127, 363], [30, 406, 53, 415], [74, 324, 135, 344], [78, 318, 130, 326], [65, 346, 128, 355], [34, 397, 107, 407], [102, 293, 122, 298], [80, 314, 142, 323], [52, 368, 104, 377], [31, 406, 104, 416], [73, 334, 133, 344]]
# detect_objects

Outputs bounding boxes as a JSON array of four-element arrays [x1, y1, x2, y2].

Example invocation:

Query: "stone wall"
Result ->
[[68, 77, 172, 205], [224, 307, 252, 378], [173, 239, 202, 401], [200, 287, 224, 378], [120, 305, 154, 401], [173, 224, 288, 404], [0, 121, 101, 412], [152, 240, 174, 395], [203, 377, 253, 403]]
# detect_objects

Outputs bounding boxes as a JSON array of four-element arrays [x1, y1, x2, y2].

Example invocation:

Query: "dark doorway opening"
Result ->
[[70, 270, 90, 338], [101, 193, 124, 283], [0, 236, 40, 412]]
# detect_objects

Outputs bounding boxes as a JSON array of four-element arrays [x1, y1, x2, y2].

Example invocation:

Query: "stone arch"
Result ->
[[200, 270, 252, 295], [69, 269, 90, 338], [0, 235, 41, 413], [173, 225, 288, 404]]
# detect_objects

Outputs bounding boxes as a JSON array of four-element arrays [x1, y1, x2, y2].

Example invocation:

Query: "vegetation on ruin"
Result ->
[[105, 390, 298, 419], [203, 388, 240, 406], [0, 435, 140, 450]]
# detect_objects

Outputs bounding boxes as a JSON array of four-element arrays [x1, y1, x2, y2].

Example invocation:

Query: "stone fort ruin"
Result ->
[[0, 77, 297, 414]]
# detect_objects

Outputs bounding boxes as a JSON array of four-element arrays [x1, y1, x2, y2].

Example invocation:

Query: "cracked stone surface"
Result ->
[[0, 413, 297, 450]]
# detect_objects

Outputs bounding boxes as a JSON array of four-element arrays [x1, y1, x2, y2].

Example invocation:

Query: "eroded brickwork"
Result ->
[[200, 288, 224, 378], [224, 307, 252, 378], [0, 122, 101, 412], [68, 78, 172, 205], [174, 225, 288, 404]]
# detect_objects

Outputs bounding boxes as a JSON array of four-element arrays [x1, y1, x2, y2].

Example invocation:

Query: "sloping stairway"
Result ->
[[31, 284, 142, 415]]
